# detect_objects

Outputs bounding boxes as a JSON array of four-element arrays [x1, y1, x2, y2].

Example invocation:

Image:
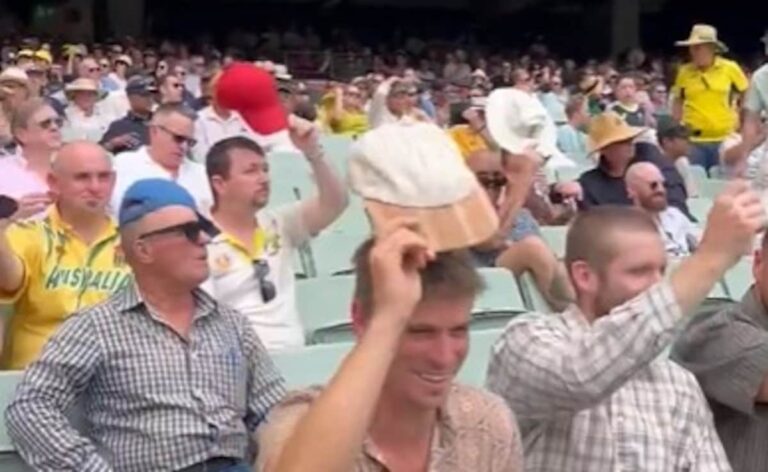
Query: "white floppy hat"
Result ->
[[348, 122, 499, 252], [65, 78, 99, 95], [485, 87, 564, 162]]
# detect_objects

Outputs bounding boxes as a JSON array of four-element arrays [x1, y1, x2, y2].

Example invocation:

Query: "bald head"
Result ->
[[48, 141, 114, 216], [625, 162, 667, 212]]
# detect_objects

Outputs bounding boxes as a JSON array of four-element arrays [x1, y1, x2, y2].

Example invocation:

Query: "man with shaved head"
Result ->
[[626, 161, 700, 257], [0, 141, 130, 369], [6, 179, 285, 471]]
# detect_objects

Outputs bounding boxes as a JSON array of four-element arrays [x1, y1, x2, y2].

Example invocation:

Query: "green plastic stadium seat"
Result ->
[[296, 275, 356, 344], [519, 272, 552, 313], [723, 258, 753, 300], [323, 197, 370, 237], [306, 233, 367, 277], [471, 269, 528, 330], [687, 198, 713, 223], [689, 165, 708, 184], [555, 166, 588, 183], [540, 226, 568, 259], [457, 329, 503, 386], [697, 179, 727, 199], [0, 371, 22, 452]]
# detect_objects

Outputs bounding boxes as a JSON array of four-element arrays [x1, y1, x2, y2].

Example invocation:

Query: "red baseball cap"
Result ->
[[215, 62, 288, 135]]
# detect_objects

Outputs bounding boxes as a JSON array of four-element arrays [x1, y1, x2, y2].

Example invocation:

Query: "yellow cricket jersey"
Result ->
[[672, 57, 748, 142], [0, 207, 132, 369], [448, 125, 489, 160]]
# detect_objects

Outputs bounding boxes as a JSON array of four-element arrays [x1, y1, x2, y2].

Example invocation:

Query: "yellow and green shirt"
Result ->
[[672, 57, 749, 142], [0, 208, 131, 369]]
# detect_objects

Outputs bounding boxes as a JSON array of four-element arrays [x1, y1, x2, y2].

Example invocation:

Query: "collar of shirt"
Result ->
[[212, 227, 268, 261], [113, 279, 219, 323], [560, 304, 593, 331], [44, 205, 119, 250], [66, 104, 101, 120], [201, 106, 241, 125], [739, 288, 768, 331]]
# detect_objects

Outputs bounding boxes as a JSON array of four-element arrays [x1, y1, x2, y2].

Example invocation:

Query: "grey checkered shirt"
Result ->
[[486, 281, 732, 472], [4, 282, 286, 472]]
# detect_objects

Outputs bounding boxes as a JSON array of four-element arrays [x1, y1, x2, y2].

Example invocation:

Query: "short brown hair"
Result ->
[[11, 98, 49, 134], [565, 206, 658, 271], [352, 238, 485, 317], [565, 94, 587, 119]]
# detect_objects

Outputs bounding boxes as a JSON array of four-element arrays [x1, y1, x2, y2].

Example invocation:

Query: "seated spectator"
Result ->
[[648, 79, 672, 121], [673, 231, 768, 471], [579, 111, 693, 219], [468, 149, 574, 310], [157, 73, 185, 105], [657, 116, 699, 197], [731, 51, 768, 181], [5, 179, 285, 471], [191, 74, 252, 163], [0, 142, 130, 369], [324, 84, 369, 137], [111, 103, 213, 215], [0, 67, 31, 151], [204, 131, 347, 350], [487, 190, 763, 470], [61, 78, 110, 142], [100, 75, 156, 154], [719, 128, 768, 181], [626, 162, 700, 257], [257, 224, 523, 471], [610, 73, 651, 127], [0, 98, 62, 216], [556, 94, 590, 163]]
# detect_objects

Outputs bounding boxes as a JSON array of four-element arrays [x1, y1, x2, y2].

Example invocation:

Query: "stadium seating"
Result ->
[[519, 272, 552, 312], [689, 165, 708, 184], [305, 232, 366, 276], [471, 268, 528, 330], [723, 258, 753, 300], [555, 166, 588, 183], [0, 371, 20, 453], [296, 275, 356, 344], [540, 226, 568, 258], [697, 179, 728, 199], [687, 198, 713, 223], [323, 196, 370, 237]]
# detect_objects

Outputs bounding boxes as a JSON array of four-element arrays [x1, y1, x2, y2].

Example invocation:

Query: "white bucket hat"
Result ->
[[348, 122, 499, 251], [485, 87, 565, 162]]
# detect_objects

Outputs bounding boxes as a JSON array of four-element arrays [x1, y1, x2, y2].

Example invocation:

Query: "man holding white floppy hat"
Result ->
[[256, 121, 525, 472]]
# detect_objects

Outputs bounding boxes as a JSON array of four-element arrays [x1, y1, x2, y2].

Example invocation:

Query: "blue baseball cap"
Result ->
[[118, 178, 217, 234]]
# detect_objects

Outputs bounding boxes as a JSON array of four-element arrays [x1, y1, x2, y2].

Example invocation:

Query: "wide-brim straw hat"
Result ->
[[675, 24, 728, 53], [587, 111, 646, 154], [65, 78, 99, 97]]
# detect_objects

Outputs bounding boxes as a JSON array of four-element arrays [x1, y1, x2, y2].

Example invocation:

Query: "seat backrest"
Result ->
[[296, 275, 356, 342], [307, 233, 366, 277], [474, 268, 527, 315], [723, 258, 753, 300], [457, 329, 504, 387], [518, 272, 552, 312], [686, 198, 713, 223], [0, 371, 23, 452], [539, 226, 568, 259]]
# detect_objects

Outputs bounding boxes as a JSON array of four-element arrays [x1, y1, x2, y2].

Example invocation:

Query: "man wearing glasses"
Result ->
[[6, 178, 286, 472], [110, 103, 213, 217], [202, 128, 347, 351], [368, 77, 430, 129]]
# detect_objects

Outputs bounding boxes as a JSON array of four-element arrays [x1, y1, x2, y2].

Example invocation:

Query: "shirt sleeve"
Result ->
[[0, 223, 39, 303], [486, 281, 682, 419], [237, 313, 287, 437], [729, 61, 749, 93], [4, 312, 112, 471], [678, 373, 733, 471], [672, 303, 768, 417], [744, 69, 768, 113]]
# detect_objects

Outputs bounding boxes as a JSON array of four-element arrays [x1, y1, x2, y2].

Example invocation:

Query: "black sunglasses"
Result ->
[[649, 181, 665, 191], [139, 221, 209, 243], [156, 125, 197, 147], [253, 259, 277, 303], [38, 117, 64, 130]]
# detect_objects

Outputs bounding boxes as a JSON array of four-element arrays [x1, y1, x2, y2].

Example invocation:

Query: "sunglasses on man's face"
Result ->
[[37, 116, 64, 130], [139, 220, 209, 244], [155, 125, 197, 148], [649, 180, 665, 191], [253, 259, 277, 303]]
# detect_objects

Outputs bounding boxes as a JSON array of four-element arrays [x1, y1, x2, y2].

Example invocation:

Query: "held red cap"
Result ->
[[215, 62, 288, 135]]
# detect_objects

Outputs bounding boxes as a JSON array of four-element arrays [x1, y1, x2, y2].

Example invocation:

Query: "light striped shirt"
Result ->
[[486, 282, 731, 472], [5, 282, 286, 472]]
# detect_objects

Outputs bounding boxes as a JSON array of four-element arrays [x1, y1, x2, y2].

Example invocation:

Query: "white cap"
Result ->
[[348, 121, 498, 251], [485, 87, 564, 161]]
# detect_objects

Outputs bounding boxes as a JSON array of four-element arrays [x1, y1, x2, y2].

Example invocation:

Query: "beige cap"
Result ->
[[348, 122, 499, 251]]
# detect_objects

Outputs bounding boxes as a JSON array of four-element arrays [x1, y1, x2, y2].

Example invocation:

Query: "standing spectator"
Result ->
[[62, 78, 110, 142], [610, 74, 650, 127], [100, 75, 156, 154], [368, 77, 429, 129], [487, 191, 763, 471], [111, 104, 212, 215], [0, 142, 129, 370], [672, 24, 748, 171], [257, 229, 524, 472], [625, 162, 700, 258], [673, 231, 768, 471], [556, 94, 590, 163], [204, 131, 347, 350], [0, 99, 61, 213], [5, 178, 285, 471]]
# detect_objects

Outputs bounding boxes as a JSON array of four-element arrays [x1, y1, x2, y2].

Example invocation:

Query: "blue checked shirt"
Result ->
[[486, 281, 732, 472], [5, 282, 286, 472]]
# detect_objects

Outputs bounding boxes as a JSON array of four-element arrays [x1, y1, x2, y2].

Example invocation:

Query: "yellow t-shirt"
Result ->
[[329, 110, 369, 137], [672, 57, 748, 142], [0, 208, 132, 369], [448, 125, 489, 160]]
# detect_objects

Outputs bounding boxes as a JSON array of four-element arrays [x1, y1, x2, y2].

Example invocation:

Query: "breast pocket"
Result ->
[[196, 343, 249, 413]]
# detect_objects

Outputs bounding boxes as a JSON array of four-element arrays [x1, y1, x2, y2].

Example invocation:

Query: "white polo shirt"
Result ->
[[191, 106, 253, 163], [657, 206, 701, 258], [203, 203, 310, 351], [110, 146, 213, 216], [62, 105, 110, 142]]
